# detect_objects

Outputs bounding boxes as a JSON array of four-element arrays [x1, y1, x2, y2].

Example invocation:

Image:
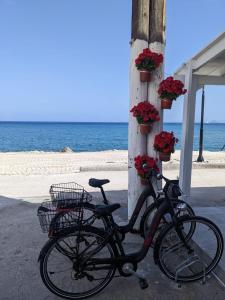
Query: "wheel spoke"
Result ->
[[40, 228, 116, 299]]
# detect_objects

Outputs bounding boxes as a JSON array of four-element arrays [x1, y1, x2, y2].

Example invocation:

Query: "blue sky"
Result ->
[[0, 0, 225, 122]]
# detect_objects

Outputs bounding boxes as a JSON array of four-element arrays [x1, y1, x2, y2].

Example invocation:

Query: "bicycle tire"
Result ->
[[40, 226, 117, 300], [140, 199, 195, 246], [154, 216, 224, 282]]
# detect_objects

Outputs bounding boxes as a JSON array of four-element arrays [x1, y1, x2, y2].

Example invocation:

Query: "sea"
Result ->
[[0, 122, 224, 152]]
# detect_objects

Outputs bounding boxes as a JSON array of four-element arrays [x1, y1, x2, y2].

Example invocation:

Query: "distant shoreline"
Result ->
[[0, 121, 225, 124], [0, 149, 224, 154]]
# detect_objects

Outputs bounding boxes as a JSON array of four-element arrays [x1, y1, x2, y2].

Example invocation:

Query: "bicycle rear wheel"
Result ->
[[40, 226, 117, 299], [49, 202, 106, 235], [154, 216, 224, 282]]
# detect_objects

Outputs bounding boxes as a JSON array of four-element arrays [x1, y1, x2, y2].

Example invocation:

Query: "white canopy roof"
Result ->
[[173, 30, 225, 201], [174, 31, 225, 87]]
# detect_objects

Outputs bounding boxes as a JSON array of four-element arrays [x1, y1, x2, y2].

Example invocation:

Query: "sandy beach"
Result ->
[[0, 150, 225, 176], [0, 150, 225, 199]]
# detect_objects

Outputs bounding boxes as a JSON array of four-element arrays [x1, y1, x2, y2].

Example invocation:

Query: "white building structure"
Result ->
[[174, 31, 225, 201]]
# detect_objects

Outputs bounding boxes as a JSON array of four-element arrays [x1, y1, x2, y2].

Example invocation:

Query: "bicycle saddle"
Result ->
[[94, 203, 120, 216], [89, 178, 110, 188]]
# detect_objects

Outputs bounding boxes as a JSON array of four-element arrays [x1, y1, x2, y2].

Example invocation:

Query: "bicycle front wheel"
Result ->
[[141, 199, 195, 246], [154, 216, 224, 282], [40, 226, 117, 299]]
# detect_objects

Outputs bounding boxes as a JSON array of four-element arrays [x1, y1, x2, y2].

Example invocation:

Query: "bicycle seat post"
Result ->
[[100, 187, 109, 205]]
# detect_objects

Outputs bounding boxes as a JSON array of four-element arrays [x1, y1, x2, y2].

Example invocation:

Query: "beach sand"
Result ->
[[0, 150, 225, 199], [0, 150, 225, 176]]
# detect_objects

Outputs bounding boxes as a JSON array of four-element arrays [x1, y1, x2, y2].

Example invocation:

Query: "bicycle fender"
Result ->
[[38, 237, 57, 262]]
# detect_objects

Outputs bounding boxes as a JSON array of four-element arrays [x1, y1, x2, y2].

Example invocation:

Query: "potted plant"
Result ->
[[130, 101, 160, 135], [158, 76, 187, 109], [135, 48, 163, 82], [154, 131, 178, 162], [134, 155, 159, 185]]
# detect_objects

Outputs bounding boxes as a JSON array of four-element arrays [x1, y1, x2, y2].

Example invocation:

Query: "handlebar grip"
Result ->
[[156, 173, 163, 180]]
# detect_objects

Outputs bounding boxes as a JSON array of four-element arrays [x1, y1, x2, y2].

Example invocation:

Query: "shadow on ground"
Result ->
[[191, 186, 225, 206], [93, 186, 225, 208], [0, 192, 225, 300]]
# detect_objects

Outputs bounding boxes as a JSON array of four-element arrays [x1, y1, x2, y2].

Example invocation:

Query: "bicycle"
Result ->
[[38, 169, 224, 300], [38, 172, 194, 244]]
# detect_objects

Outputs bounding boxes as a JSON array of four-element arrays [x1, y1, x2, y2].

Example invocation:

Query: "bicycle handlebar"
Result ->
[[142, 164, 169, 183]]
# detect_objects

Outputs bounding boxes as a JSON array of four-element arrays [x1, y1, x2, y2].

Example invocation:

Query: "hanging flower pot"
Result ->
[[135, 48, 163, 83], [159, 152, 171, 162], [158, 76, 187, 110], [134, 155, 159, 184], [140, 123, 152, 135], [140, 177, 149, 185], [154, 131, 178, 162], [140, 70, 151, 82], [130, 101, 160, 135], [161, 98, 173, 109]]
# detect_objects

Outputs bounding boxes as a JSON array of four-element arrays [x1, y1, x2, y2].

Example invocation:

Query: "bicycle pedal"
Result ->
[[139, 278, 149, 289]]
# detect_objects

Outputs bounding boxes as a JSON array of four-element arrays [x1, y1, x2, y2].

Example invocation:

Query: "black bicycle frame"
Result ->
[[103, 181, 157, 234], [85, 197, 173, 269]]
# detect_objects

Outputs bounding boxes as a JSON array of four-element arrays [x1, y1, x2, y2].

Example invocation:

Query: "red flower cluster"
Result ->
[[134, 155, 159, 178], [135, 48, 163, 72], [158, 76, 187, 101], [130, 101, 160, 124], [154, 131, 178, 154]]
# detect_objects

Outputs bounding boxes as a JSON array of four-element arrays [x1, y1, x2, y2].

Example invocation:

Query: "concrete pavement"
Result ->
[[1, 190, 225, 300]]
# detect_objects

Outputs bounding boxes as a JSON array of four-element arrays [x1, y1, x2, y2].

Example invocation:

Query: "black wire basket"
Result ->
[[37, 201, 83, 233], [50, 182, 92, 207], [37, 182, 92, 234]]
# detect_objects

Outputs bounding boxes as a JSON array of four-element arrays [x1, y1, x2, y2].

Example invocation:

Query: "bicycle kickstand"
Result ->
[[122, 263, 149, 289]]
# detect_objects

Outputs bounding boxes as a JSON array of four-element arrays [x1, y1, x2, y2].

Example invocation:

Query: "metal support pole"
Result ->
[[197, 86, 205, 162]]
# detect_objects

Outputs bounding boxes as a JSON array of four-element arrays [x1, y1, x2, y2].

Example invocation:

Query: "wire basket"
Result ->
[[37, 200, 84, 233], [37, 182, 93, 234], [50, 182, 92, 207]]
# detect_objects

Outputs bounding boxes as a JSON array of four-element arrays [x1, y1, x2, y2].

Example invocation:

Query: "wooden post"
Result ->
[[128, 0, 166, 219], [147, 0, 165, 160]]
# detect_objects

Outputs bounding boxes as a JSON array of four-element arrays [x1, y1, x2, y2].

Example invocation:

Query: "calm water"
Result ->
[[0, 122, 224, 152]]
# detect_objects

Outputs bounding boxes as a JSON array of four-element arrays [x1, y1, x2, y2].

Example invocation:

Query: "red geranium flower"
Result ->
[[134, 155, 159, 178], [135, 48, 163, 72], [130, 101, 160, 124], [158, 76, 187, 101], [154, 131, 178, 154]]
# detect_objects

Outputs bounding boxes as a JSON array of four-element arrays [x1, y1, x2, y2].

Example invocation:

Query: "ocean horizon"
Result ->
[[0, 121, 225, 152]]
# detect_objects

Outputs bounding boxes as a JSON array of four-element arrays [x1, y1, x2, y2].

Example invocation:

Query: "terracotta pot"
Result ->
[[159, 152, 171, 162], [140, 177, 149, 185], [161, 98, 173, 109], [140, 123, 152, 135], [140, 70, 151, 82]]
